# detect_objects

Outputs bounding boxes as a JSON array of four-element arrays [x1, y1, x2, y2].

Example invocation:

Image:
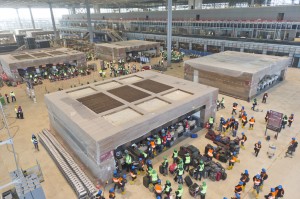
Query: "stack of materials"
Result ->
[[39, 129, 97, 198], [10, 170, 46, 199], [24, 37, 36, 49], [35, 40, 50, 49], [15, 35, 25, 47]]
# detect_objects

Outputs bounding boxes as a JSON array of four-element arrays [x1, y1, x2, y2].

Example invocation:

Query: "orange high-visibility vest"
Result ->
[[208, 149, 213, 157], [155, 184, 163, 194]]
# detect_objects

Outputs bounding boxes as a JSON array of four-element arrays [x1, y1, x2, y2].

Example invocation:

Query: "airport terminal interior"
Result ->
[[0, 0, 299, 199]]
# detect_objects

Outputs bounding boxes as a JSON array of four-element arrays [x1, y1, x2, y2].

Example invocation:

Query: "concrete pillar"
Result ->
[[176, 40, 179, 48], [204, 44, 207, 52], [85, 0, 93, 43], [240, 48, 244, 52], [49, 3, 59, 40], [221, 44, 225, 52], [167, 0, 172, 66], [29, 6, 35, 29], [71, 6, 76, 14], [15, 9, 23, 29], [188, 0, 195, 9], [189, 42, 192, 50], [195, 0, 203, 9], [250, 0, 255, 7], [262, 49, 267, 54], [94, 4, 100, 13]]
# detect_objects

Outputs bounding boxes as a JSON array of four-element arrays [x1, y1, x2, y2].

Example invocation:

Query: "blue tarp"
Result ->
[[179, 48, 212, 56]]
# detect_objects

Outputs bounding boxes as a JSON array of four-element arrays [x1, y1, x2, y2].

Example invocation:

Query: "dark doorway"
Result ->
[[277, 13, 284, 21], [196, 15, 200, 21]]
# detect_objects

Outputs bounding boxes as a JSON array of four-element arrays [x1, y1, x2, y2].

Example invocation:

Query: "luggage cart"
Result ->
[[267, 144, 276, 158]]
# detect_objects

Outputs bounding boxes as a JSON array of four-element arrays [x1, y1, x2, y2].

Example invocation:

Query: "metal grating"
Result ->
[[133, 79, 173, 93], [77, 92, 124, 114], [108, 85, 150, 102]]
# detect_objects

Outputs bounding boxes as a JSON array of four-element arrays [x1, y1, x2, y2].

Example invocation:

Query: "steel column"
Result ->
[[29, 6, 35, 29], [49, 3, 59, 40], [85, 0, 93, 43], [15, 9, 23, 29], [167, 0, 172, 66]]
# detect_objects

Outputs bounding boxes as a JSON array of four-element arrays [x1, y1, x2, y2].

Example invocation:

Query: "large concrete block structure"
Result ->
[[45, 71, 218, 181], [0, 48, 86, 80], [184, 51, 290, 100], [94, 40, 160, 61]]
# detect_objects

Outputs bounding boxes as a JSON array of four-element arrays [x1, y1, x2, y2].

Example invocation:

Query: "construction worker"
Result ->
[[176, 167, 184, 184], [146, 159, 153, 172], [112, 170, 120, 190], [239, 106, 245, 119], [108, 188, 115, 199], [154, 179, 163, 197], [206, 147, 214, 161], [130, 166, 137, 182], [163, 180, 172, 199], [232, 102, 238, 115], [240, 132, 247, 150], [260, 168, 268, 190], [275, 185, 284, 199], [194, 160, 205, 181], [155, 135, 162, 153], [286, 137, 298, 156], [95, 189, 104, 199], [118, 174, 127, 194], [281, 115, 288, 129], [216, 100, 220, 111], [253, 174, 262, 198], [162, 156, 169, 176], [232, 121, 239, 137], [229, 116, 235, 130], [150, 139, 157, 156], [184, 153, 191, 172], [150, 169, 159, 184], [241, 113, 248, 128], [138, 157, 145, 172], [14, 105, 19, 119], [249, 116, 255, 130], [219, 116, 225, 131], [265, 111, 270, 123], [200, 181, 207, 199], [31, 134, 39, 151], [177, 158, 184, 169], [208, 116, 214, 129], [264, 188, 276, 199], [262, 93, 268, 103], [147, 141, 154, 158], [254, 141, 262, 157], [234, 181, 243, 199], [220, 97, 225, 109], [175, 184, 183, 199], [288, 114, 294, 127], [222, 118, 228, 133], [172, 149, 178, 163], [239, 170, 250, 191], [251, 98, 257, 111], [227, 152, 239, 170], [10, 91, 16, 102], [166, 131, 172, 147], [124, 150, 132, 172]]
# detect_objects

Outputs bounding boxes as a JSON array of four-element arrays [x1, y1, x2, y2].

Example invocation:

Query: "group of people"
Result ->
[[229, 168, 284, 199], [4, 91, 17, 104], [102, 59, 142, 78]]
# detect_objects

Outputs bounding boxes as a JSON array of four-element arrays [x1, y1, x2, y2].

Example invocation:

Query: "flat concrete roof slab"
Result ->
[[119, 75, 143, 84], [136, 98, 169, 112], [163, 90, 193, 101], [103, 108, 142, 126], [67, 87, 96, 99], [95, 81, 122, 90]]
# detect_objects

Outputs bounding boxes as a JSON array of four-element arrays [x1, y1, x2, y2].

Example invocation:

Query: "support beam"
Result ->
[[94, 4, 100, 13], [167, 0, 172, 66], [195, 0, 203, 9], [15, 9, 23, 29], [85, 0, 93, 43], [49, 2, 59, 40], [29, 6, 35, 29]]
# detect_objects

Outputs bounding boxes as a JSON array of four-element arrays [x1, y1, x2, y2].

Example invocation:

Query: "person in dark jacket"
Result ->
[[240, 170, 250, 191], [275, 185, 284, 198]]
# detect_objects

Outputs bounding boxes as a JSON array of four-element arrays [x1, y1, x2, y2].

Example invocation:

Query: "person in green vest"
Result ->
[[175, 184, 183, 199], [200, 181, 207, 199], [162, 156, 169, 176], [208, 116, 214, 129], [163, 180, 172, 198], [184, 153, 191, 172], [155, 135, 162, 153], [282, 115, 288, 129], [177, 158, 184, 169], [176, 167, 184, 184], [150, 169, 158, 184], [194, 160, 205, 181], [124, 150, 132, 172], [172, 149, 178, 164]]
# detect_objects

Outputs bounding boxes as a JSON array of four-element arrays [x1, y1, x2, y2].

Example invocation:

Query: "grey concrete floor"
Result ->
[[0, 58, 299, 199]]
